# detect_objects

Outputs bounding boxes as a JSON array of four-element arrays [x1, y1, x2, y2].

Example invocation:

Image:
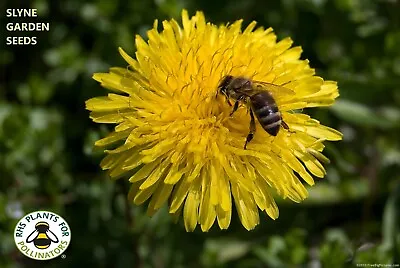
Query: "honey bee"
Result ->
[[217, 75, 294, 149]]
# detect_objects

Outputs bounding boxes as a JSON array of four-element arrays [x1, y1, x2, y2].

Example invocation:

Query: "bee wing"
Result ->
[[46, 229, 59, 243], [26, 230, 39, 243], [252, 81, 295, 98]]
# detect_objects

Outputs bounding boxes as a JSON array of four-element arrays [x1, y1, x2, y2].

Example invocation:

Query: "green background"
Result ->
[[1, 0, 400, 267]]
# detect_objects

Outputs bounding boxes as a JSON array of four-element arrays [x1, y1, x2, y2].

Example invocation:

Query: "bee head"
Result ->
[[218, 75, 233, 95], [35, 222, 49, 232]]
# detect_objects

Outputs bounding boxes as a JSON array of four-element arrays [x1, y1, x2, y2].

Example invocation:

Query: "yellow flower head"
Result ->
[[86, 10, 342, 232]]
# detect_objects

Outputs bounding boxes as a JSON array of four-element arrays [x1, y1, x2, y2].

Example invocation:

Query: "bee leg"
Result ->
[[230, 100, 240, 116], [225, 92, 232, 106], [219, 91, 232, 106], [244, 109, 256, 149], [282, 121, 295, 134], [230, 95, 245, 116]]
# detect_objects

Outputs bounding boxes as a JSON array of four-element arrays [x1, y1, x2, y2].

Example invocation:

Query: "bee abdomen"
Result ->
[[251, 92, 282, 136], [259, 112, 281, 125], [260, 114, 281, 136], [34, 238, 51, 248]]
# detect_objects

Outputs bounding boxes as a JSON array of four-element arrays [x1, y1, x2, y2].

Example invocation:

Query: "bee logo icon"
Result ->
[[26, 221, 59, 249]]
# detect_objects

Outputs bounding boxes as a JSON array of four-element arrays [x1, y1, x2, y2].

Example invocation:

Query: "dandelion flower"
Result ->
[[86, 10, 342, 232]]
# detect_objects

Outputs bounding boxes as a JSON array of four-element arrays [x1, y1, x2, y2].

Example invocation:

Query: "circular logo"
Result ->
[[14, 210, 71, 260]]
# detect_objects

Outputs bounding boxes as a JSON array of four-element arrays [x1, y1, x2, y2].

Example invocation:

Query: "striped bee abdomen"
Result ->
[[250, 92, 282, 136]]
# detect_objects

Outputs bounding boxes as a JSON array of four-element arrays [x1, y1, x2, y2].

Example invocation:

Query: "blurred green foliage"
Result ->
[[1, 0, 400, 267]]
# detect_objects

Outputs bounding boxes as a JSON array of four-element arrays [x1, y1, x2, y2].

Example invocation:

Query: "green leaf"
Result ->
[[330, 100, 398, 128], [382, 183, 400, 263], [203, 238, 251, 265]]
